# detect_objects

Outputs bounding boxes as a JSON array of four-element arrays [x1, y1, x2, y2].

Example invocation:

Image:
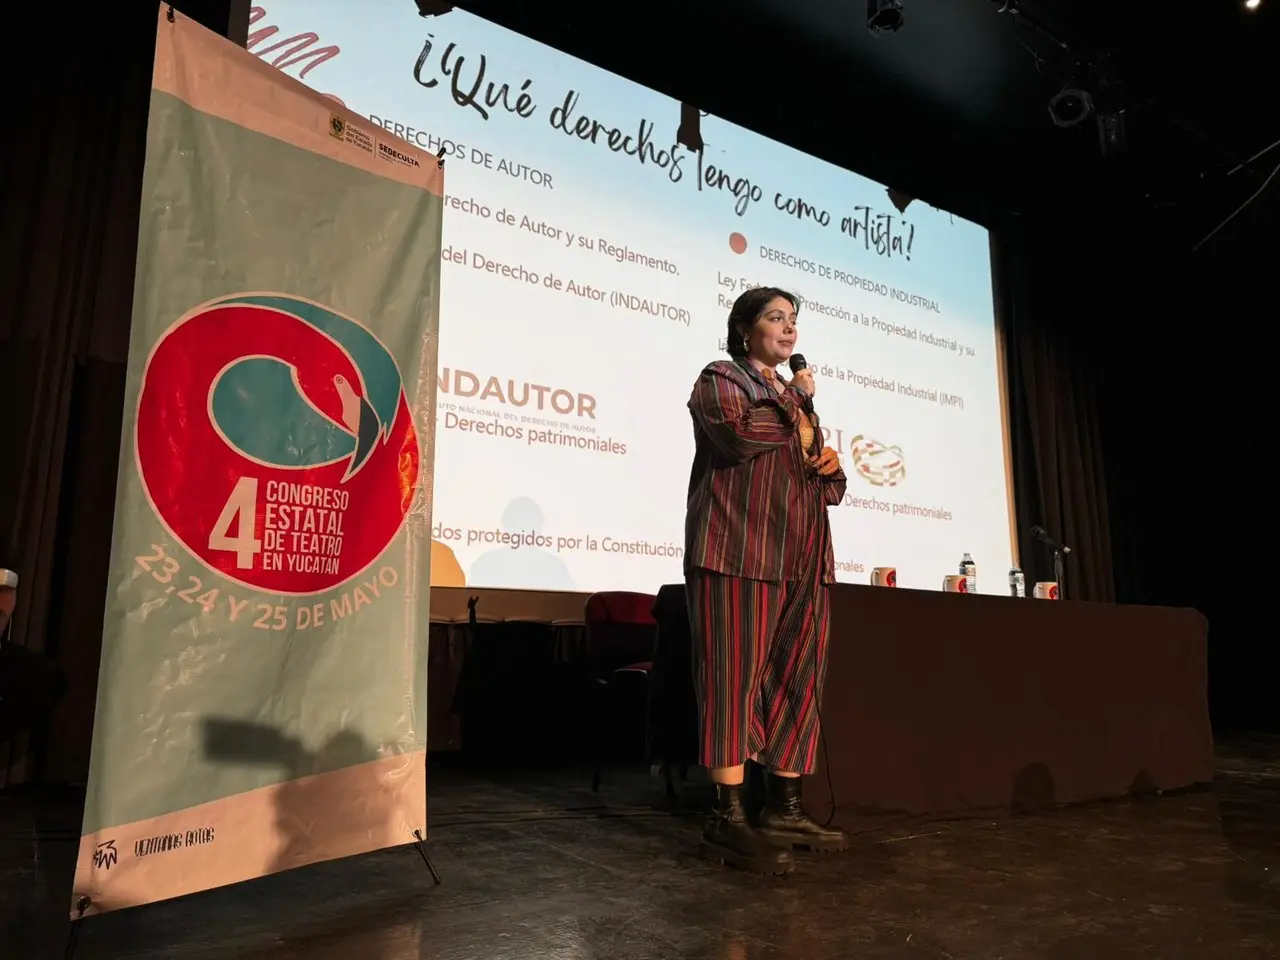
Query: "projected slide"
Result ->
[[251, 2, 1015, 593]]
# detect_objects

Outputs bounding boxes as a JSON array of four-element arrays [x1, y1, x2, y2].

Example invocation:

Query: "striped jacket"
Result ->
[[684, 358, 845, 583]]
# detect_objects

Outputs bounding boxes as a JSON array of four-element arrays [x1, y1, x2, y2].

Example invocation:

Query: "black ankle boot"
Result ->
[[701, 783, 794, 875], [757, 774, 849, 853]]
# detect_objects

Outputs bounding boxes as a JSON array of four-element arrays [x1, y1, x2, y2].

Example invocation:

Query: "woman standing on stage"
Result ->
[[684, 286, 849, 874]]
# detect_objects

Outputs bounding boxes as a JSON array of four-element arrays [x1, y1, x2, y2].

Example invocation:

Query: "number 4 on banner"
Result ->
[[209, 476, 262, 569]]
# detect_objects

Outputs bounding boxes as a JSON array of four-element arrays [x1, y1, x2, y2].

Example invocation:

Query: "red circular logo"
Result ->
[[135, 295, 420, 595]]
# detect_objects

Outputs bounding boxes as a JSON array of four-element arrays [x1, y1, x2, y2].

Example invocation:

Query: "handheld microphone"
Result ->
[[787, 354, 815, 403]]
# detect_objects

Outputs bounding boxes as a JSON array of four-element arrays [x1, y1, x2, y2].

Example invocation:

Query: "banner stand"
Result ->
[[412, 828, 444, 885], [66, 5, 443, 950], [63, 896, 90, 960]]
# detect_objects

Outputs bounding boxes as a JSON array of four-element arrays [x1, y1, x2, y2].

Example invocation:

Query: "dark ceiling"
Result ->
[[449, 0, 1278, 233], [750, 0, 1278, 145]]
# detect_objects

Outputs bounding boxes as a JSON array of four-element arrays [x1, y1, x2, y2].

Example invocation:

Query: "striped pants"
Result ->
[[685, 569, 830, 775]]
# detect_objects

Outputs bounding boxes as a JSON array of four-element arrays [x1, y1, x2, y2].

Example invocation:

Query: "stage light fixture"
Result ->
[[868, 0, 905, 35], [1048, 86, 1094, 128], [1245, 0, 1261, 10], [1096, 109, 1128, 158]]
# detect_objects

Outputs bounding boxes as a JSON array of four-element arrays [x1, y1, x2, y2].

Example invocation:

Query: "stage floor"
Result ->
[[4, 740, 1279, 960]]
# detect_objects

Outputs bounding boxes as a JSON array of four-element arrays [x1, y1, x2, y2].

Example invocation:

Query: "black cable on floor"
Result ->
[[815, 702, 837, 828]]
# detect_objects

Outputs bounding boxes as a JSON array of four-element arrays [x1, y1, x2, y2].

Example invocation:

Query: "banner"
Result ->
[[72, 8, 443, 916]]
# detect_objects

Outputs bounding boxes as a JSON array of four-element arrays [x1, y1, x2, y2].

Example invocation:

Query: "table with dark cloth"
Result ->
[[801, 585, 1214, 825]]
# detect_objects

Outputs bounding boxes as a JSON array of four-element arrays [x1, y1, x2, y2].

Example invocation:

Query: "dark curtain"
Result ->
[[999, 211, 1115, 603], [1180, 196, 1278, 731], [0, 2, 240, 788], [1004, 161, 1279, 729], [1096, 174, 1277, 731]]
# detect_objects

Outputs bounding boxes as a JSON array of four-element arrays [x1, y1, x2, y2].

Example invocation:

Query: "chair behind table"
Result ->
[[584, 591, 658, 789], [451, 602, 559, 760], [649, 583, 699, 790], [583, 591, 657, 672]]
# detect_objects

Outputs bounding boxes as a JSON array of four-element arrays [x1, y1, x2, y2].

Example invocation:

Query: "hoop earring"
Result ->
[[741, 337, 750, 353]]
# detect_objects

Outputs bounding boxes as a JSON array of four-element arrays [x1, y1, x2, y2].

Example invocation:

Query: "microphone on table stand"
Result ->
[[1030, 526, 1071, 554], [1030, 525, 1071, 600]]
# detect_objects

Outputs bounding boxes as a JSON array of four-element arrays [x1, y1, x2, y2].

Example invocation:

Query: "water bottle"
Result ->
[[1009, 567, 1025, 598], [960, 552, 977, 594]]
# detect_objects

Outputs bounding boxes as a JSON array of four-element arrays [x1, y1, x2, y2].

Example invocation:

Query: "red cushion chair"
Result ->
[[584, 591, 657, 792]]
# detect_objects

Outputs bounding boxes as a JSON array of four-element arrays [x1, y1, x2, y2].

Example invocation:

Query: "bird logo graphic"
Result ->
[[135, 294, 421, 595]]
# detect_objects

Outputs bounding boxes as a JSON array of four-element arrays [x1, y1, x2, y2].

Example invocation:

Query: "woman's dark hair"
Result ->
[[725, 286, 799, 358]]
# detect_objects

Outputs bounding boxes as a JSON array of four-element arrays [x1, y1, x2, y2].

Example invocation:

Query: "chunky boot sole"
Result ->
[[699, 837, 795, 875], [757, 827, 850, 854]]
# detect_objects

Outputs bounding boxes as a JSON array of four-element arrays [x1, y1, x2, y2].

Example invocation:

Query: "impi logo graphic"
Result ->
[[134, 294, 421, 596], [850, 434, 906, 488]]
